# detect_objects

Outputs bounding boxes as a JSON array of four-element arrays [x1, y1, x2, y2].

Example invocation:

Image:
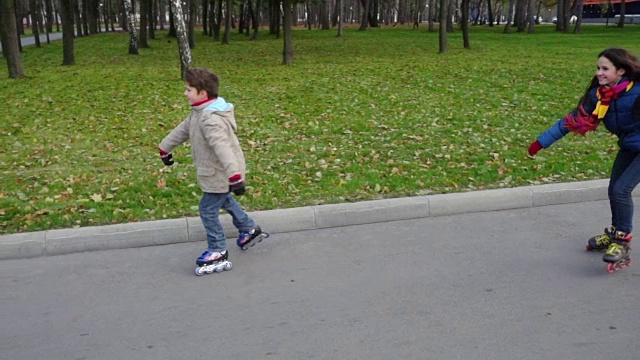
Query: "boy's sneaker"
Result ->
[[196, 250, 228, 266], [237, 226, 265, 250]]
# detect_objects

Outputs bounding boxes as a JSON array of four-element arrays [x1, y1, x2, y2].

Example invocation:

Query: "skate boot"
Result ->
[[602, 231, 632, 273], [237, 225, 269, 251], [195, 250, 232, 276], [586, 226, 615, 251]]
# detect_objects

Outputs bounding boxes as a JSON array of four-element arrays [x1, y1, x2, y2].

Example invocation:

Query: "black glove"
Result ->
[[159, 148, 174, 166], [229, 174, 246, 196]]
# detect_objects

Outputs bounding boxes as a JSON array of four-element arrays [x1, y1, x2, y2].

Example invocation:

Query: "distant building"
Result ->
[[582, 0, 640, 18]]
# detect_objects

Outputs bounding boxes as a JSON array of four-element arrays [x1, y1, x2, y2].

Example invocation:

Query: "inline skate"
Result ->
[[602, 231, 632, 273], [237, 225, 269, 251], [586, 226, 615, 251], [195, 250, 232, 276]]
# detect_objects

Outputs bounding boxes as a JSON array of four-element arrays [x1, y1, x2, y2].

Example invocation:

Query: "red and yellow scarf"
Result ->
[[564, 81, 634, 135]]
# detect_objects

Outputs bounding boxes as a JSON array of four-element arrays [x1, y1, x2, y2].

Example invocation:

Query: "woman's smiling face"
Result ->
[[596, 56, 626, 87]]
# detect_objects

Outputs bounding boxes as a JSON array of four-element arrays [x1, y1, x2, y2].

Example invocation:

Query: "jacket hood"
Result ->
[[202, 97, 237, 130]]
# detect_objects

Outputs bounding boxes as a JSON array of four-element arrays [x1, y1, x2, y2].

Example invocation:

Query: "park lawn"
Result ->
[[1, 24, 639, 234]]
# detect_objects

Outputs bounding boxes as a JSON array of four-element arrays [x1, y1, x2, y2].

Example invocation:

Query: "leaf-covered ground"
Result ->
[[1, 25, 638, 234]]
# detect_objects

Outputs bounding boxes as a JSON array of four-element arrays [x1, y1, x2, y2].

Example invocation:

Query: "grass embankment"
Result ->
[[1, 25, 639, 234]]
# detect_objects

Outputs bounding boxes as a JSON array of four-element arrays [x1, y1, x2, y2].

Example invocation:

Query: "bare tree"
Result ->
[[169, 0, 192, 78], [0, 0, 25, 78]]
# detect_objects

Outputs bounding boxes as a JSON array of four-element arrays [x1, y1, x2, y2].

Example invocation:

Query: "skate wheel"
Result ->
[[586, 244, 593, 251], [195, 267, 205, 276], [606, 263, 616, 273], [225, 262, 232, 271]]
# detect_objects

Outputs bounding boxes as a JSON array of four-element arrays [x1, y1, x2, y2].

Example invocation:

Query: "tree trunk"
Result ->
[[140, 0, 150, 48], [189, 0, 196, 48], [503, 0, 514, 33], [59, 0, 75, 64], [29, 0, 41, 47], [0, 0, 25, 78], [617, 0, 626, 28], [359, 0, 370, 30], [44, 0, 53, 33], [149, 0, 156, 38], [222, 0, 232, 44], [73, 0, 83, 37], [438, 0, 447, 52], [169, 0, 192, 78], [461, 0, 469, 48], [123, 0, 138, 54], [283, 0, 293, 65], [202, 0, 209, 34], [214, 0, 222, 40], [514, 0, 526, 31], [573, 0, 583, 33], [320, 0, 330, 29], [336, 0, 343, 36], [428, 0, 434, 31], [446, 0, 454, 31], [251, 0, 260, 40], [527, 0, 535, 33]]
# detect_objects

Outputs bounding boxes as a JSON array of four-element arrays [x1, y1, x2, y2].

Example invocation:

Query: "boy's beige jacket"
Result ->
[[159, 98, 246, 193]]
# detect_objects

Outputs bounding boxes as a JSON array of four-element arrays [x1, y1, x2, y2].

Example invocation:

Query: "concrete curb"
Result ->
[[0, 179, 615, 260]]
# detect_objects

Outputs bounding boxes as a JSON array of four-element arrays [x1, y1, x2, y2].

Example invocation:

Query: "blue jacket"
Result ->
[[537, 80, 640, 151]]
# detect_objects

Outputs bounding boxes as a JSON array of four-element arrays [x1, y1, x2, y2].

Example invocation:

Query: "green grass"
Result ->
[[1, 24, 639, 234]]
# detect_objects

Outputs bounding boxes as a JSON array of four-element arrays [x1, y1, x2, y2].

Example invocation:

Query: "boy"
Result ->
[[159, 67, 266, 275]]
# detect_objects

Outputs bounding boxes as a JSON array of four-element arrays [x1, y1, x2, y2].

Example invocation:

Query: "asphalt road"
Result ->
[[2, 198, 640, 360]]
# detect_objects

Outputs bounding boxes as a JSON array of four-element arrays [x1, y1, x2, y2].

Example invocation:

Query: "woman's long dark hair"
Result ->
[[580, 48, 640, 104]]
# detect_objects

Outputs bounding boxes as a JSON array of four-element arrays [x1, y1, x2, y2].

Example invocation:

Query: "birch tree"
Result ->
[[169, 0, 192, 78], [123, 0, 139, 54]]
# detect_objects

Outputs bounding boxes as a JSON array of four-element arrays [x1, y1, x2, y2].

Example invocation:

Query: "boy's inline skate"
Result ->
[[237, 225, 269, 251], [602, 231, 632, 273], [195, 250, 232, 276]]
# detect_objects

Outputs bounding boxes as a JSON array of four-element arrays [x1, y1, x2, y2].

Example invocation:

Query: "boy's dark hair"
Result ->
[[185, 68, 219, 99]]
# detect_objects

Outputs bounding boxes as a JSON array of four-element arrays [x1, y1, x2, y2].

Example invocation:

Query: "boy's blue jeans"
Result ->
[[199, 192, 256, 252], [609, 148, 640, 234]]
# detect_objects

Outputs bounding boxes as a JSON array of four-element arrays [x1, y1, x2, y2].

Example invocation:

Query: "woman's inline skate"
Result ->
[[587, 226, 632, 273], [195, 250, 232, 276], [602, 231, 632, 273]]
